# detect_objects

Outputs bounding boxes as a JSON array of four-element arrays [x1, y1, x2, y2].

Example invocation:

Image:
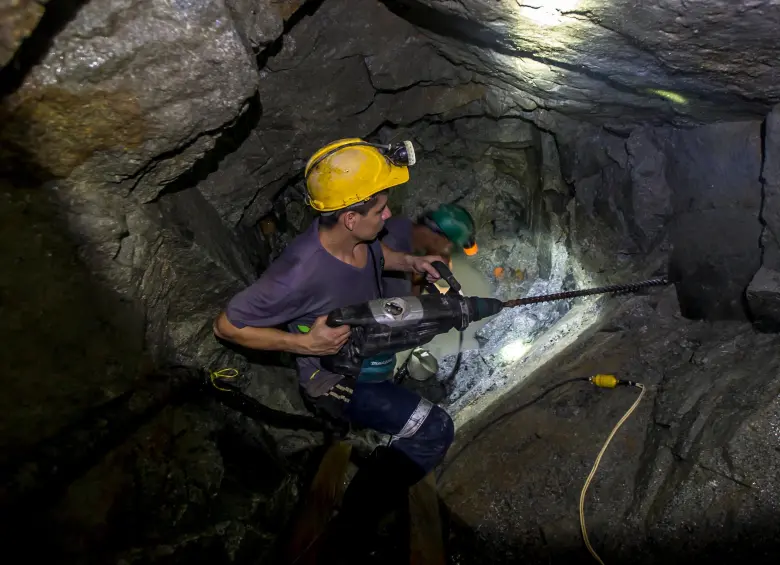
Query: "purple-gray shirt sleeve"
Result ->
[[225, 258, 313, 329]]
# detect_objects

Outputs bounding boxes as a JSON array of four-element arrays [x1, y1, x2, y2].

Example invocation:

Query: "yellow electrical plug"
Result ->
[[590, 374, 619, 389]]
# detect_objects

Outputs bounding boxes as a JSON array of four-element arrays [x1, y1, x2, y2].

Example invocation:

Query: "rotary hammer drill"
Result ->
[[320, 261, 669, 378]]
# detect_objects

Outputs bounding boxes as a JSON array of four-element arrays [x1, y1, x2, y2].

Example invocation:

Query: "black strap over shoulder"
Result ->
[[368, 242, 384, 299]]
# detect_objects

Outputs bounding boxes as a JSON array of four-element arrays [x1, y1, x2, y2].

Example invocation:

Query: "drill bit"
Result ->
[[502, 277, 670, 308]]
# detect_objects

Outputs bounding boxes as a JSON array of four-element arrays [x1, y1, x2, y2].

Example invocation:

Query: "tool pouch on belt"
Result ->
[[299, 377, 357, 428], [319, 342, 397, 383]]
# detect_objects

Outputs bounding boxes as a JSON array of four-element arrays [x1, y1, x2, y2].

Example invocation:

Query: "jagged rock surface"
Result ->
[[1, 0, 260, 187], [0, 0, 48, 67], [0, 188, 307, 565], [381, 0, 780, 126], [0, 0, 483, 395], [200, 0, 482, 230], [0, 0, 267, 375], [665, 121, 763, 320], [0, 2, 503, 563], [35, 402, 304, 564]]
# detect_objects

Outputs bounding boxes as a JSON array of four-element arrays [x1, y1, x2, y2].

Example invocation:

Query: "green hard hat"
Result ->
[[424, 203, 478, 255]]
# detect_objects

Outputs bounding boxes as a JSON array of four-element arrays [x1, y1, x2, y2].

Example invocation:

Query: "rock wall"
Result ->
[[0, 1, 505, 562], [1, 0, 264, 374], [530, 113, 773, 324], [380, 0, 780, 126], [748, 105, 780, 329], [201, 0, 483, 231], [666, 121, 763, 320], [3, 0, 780, 563], [0, 0, 489, 372], [0, 185, 305, 565]]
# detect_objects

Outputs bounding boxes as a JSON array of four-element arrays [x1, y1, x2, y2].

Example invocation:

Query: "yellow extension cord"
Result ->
[[580, 375, 646, 565]]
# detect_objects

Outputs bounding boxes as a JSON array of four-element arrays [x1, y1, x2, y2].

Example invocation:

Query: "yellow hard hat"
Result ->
[[304, 138, 416, 212]]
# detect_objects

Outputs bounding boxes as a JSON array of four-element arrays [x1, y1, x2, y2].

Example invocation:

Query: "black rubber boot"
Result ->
[[318, 446, 426, 564]]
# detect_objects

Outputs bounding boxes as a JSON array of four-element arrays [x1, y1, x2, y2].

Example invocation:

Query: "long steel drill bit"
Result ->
[[502, 277, 670, 308]]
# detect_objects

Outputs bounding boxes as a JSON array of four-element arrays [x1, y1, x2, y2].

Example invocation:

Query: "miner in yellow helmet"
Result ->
[[214, 137, 454, 558]]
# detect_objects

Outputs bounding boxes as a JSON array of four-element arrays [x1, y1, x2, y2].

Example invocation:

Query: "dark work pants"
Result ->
[[306, 378, 455, 562], [304, 379, 455, 475]]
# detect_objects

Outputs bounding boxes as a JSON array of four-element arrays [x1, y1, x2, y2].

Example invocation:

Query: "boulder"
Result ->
[[0, 0, 259, 195], [747, 266, 780, 331]]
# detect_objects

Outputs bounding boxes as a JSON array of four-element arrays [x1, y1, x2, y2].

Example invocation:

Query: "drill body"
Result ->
[[320, 293, 503, 377]]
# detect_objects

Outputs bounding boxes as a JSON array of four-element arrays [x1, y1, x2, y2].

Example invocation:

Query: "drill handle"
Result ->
[[326, 308, 353, 328], [431, 260, 462, 294]]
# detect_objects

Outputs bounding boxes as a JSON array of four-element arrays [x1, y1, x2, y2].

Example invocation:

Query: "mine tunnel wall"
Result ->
[[2, 0, 780, 562]]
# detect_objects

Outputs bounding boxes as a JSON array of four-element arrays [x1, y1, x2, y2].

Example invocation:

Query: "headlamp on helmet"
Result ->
[[386, 140, 416, 167]]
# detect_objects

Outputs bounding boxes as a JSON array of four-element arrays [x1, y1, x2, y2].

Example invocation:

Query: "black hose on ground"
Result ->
[[198, 376, 329, 433]]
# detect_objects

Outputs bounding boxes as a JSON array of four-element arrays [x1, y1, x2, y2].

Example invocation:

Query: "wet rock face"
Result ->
[[382, 0, 780, 126]]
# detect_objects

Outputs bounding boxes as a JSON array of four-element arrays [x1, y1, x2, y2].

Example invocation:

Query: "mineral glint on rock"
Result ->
[[2, 0, 780, 563]]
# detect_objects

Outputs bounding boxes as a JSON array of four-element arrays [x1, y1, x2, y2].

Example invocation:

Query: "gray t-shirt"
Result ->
[[226, 218, 385, 397]]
